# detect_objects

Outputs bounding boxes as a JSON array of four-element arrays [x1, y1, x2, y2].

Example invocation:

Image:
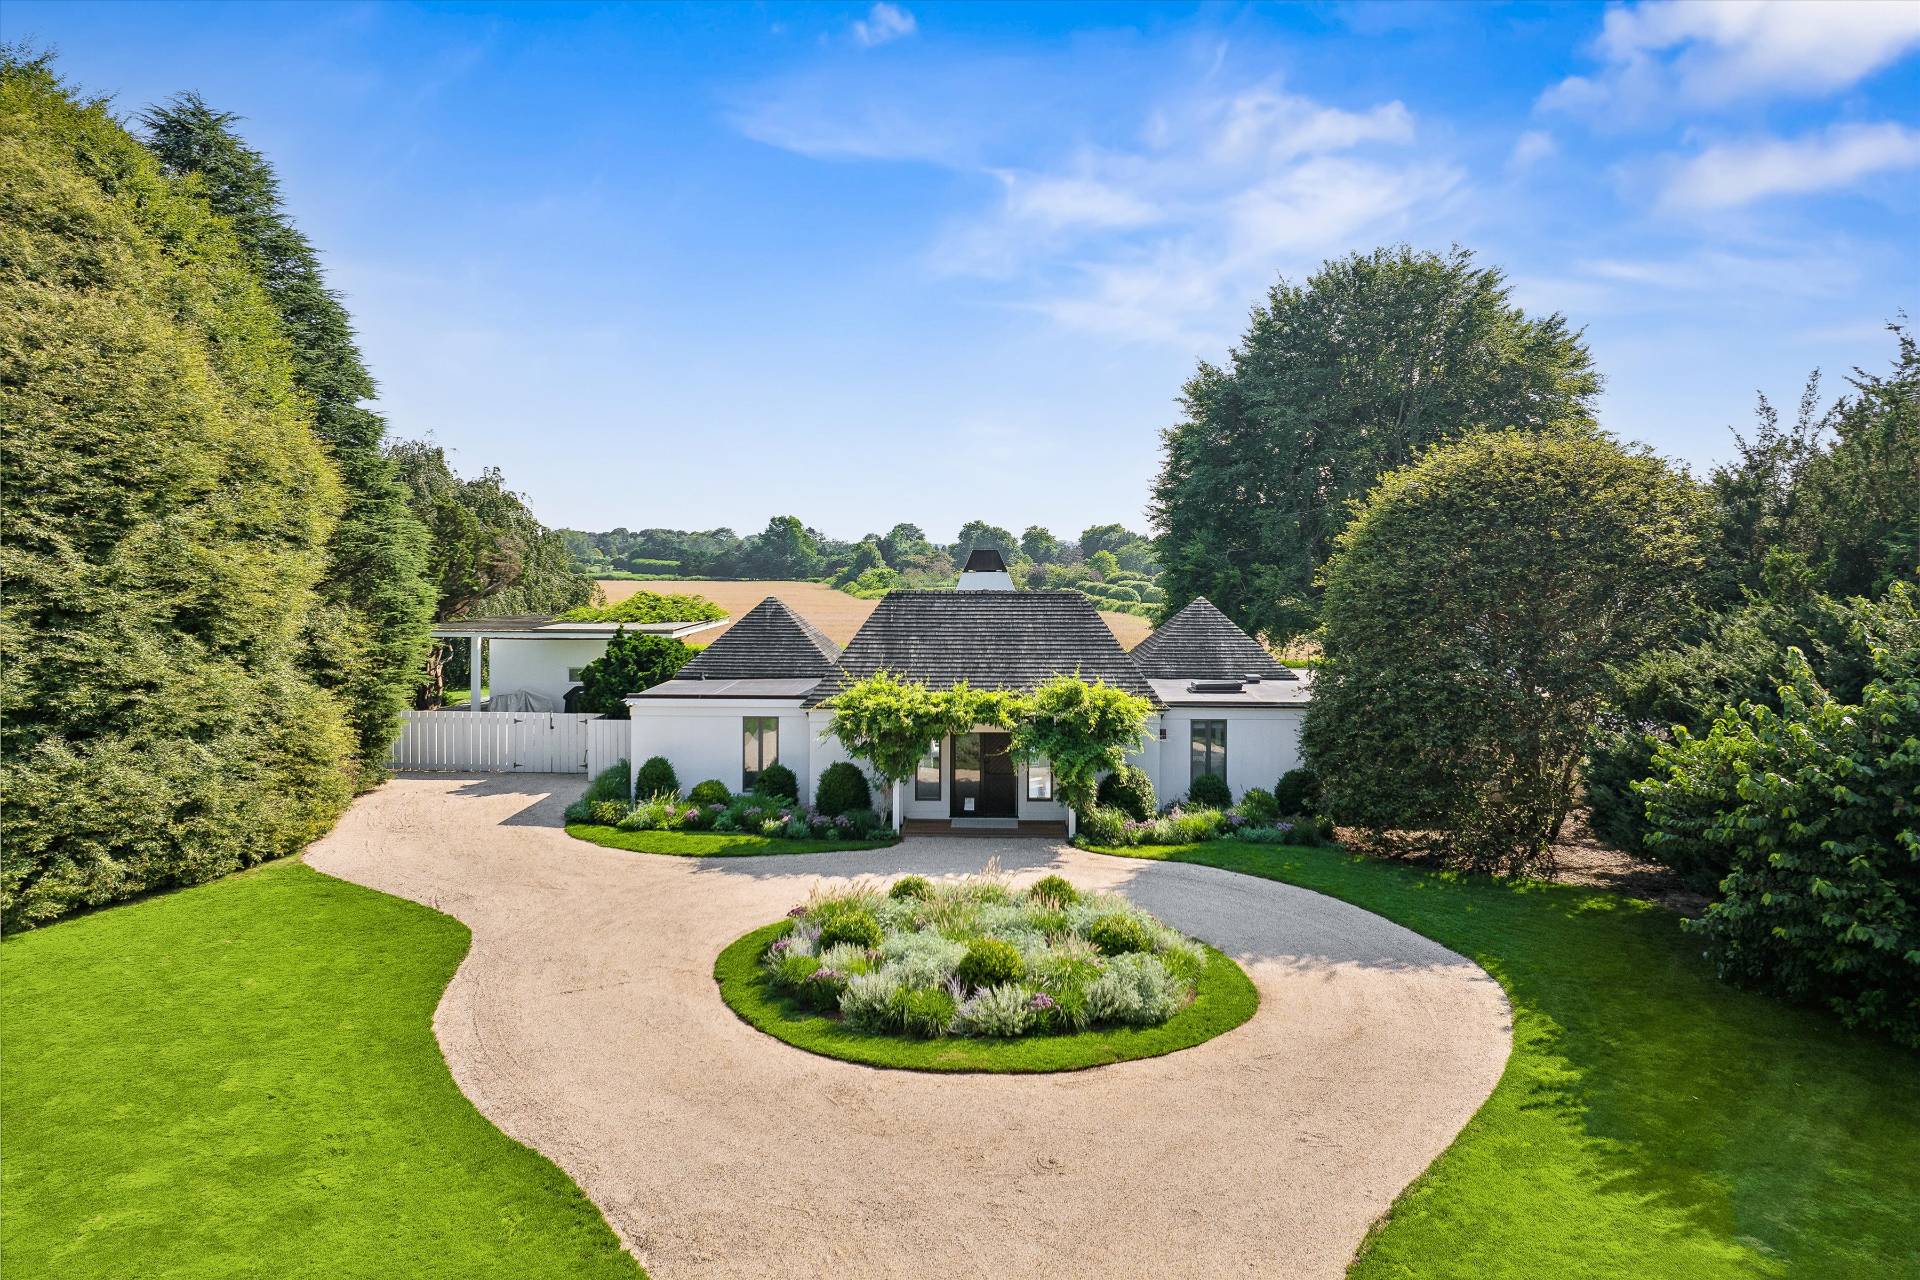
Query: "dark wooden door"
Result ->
[[951, 733, 1018, 818]]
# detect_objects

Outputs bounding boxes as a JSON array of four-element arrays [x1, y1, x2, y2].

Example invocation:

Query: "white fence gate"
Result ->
[[389, 711, 628, 775]]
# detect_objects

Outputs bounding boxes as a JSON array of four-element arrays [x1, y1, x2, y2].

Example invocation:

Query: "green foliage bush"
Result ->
[[1088, 914, 1154, 956], [888, 875, 933, 901], [1, 59, 361, 927], [1640, 590, 1919, 1047], [634, 756, 679, 798], [1096, 765, 1156, 822], [889, 985, 957, 1038], [561, 589, 724, 625], [564, 763, 631, 821], [1235, 787, 1280, 826], [1077, 806, 1133, 846], [687, 778, 731, 806], [576, 629, 694, 717], [817, 909, 883, 951], [1272, 768, 1321, 817], [1187, 772, 1232, 808], [813, 761, 872, 816], [955, 938, 1026, 990], [752, 761, 799, 801], [1304, 431, 1707, 874], [1028, 874, 1079, 906]]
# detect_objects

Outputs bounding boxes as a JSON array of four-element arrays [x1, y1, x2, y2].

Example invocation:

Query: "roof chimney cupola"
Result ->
[[956, 547, 1015, 591]]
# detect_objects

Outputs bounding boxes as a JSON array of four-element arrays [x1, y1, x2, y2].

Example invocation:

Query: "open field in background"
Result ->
[[598, 579, 1155, 649]]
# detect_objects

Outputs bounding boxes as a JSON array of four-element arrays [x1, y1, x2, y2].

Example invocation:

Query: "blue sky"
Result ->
[[11, 1, 1918, 541]]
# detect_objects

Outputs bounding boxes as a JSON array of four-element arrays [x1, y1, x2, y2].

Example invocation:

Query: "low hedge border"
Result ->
[[713, 920, 1258, 1073], [565, 824, 899, 858]]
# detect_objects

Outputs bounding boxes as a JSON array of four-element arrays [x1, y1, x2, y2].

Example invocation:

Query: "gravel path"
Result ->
[[305, 774, 1511, 1280]]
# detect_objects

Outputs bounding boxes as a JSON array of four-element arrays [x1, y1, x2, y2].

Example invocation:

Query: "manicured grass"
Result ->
[[715, 920, 1258, 1073], [1089, 842, 1920, 1280], [0, 859, 642, 1280], [566, 823, 898, 857]]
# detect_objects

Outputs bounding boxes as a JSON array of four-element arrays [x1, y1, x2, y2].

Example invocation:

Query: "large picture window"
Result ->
[[1027, 757, 1054, 802], [742, 716, 778, 790], [915, 739, 942, 801], [1190, 720, 1227, 786]]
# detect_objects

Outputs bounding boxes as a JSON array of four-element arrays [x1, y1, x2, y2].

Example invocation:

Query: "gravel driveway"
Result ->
[[305, 774, 1510, 1280]]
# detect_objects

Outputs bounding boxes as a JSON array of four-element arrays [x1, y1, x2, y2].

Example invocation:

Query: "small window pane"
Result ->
[[1190, 720, 1227, 786], [1027, 758, 1053, 802], [915, 738, 941, 801], [743, 716, 777, 789]]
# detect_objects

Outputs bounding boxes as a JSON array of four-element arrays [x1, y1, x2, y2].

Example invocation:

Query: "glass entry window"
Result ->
[[951, 733, 1017, 817], [915, 739, 942, 800], [1190, 719, 1227, 786], [742, 716, 778, 790]]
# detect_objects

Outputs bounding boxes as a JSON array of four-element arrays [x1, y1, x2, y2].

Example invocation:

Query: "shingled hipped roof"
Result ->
[[806, 590, 1156, 706], [675, 596, 840, 680], [1128, 597, 1290, 681]]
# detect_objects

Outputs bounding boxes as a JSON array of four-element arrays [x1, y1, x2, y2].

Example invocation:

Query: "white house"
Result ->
[[624, 550, 1309, 831], [432, 615, 727, 712]]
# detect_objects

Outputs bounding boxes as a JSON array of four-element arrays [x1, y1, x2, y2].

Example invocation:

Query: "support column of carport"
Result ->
[[469, 634, 482, 712]]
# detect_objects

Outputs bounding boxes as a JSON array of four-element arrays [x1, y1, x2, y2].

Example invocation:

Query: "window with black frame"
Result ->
[[1027, 756, 1053, 801], [1190, 719, 1226, 786], [742, 716, 778, 790], [915, 739, 941, 800]]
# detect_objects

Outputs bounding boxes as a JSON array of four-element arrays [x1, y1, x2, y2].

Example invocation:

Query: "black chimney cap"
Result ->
[[962, 548, 1008, 573]]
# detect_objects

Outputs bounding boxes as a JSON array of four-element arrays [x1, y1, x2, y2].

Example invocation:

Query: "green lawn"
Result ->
[[0, 859, 642, 1280], [715, 920, 1258, 1073], [1091, 842, 1920, 1280], [566, 823, 898, 857]]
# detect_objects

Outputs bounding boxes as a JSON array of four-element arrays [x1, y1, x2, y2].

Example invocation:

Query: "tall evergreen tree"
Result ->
[[1151, 245, 1601, 644], [2, 55, 354, 925], [142, 94, 435, 786]]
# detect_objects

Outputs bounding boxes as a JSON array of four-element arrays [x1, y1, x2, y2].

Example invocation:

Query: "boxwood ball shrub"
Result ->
[[753, 761, 799, 801], [635, 756, 679, 798], [743, 874, 1239, 1049], [1096, 764, 1156, 821], [1187, 772, 1232, 809], [813, 761, 871, 816], [1273, 767, 1320, 817], [955, 939, 1025, 989], [888, 875, 933, 901], [687, 778, 731, 806]]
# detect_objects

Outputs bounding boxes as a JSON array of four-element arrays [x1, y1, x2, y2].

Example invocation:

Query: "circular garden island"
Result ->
[[715, 872, 1257, 1073]]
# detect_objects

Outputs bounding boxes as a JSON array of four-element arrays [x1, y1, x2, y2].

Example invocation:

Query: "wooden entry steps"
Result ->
[[900, 819, 1069, 840]]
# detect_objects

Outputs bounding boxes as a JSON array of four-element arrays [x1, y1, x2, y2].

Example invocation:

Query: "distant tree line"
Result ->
[[0, 54, 590, 926], [563, 518, 1160, 591]]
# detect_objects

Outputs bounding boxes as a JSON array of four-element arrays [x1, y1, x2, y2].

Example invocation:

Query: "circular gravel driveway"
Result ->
[[305, 774, 1511, 1280]]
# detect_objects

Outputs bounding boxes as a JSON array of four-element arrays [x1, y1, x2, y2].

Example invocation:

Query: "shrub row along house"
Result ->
[[627, 551, 1309, 829]]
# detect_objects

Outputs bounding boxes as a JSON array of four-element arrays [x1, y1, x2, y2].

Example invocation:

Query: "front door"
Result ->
[[951, 732, 1018, 818]]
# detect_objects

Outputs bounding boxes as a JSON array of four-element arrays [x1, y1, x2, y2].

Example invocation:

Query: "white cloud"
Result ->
[[851, 3, 917, 49], [1508, 129, 1556, 171], [1541, 0, 1920, 118], [1661, 121, 1920, 211]]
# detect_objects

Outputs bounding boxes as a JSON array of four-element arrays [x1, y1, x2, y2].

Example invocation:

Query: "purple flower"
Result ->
[[768, 936, 792, 955], [1028, 992, 1057, 1011], [786, 905, 807, 918], [808, 967, 841, 983]]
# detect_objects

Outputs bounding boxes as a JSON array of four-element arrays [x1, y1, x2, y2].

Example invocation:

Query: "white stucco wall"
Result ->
[[629, 700, 811, 796], [1145, 706, 1304, 804], [486, 637, 610, 709]]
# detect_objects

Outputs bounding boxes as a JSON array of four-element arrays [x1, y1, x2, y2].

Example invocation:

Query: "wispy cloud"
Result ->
[[851, 3, 916, 49], [1507, 129, 1556, 171], [1541, 0, 1920, 119], [1660, 122, 1920, 211]]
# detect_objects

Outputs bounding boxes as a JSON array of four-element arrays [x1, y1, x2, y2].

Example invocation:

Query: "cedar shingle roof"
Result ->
[[1129, 597, 1290, 681], [676, 596, 840, 680], [808, 590, 1158, 706]]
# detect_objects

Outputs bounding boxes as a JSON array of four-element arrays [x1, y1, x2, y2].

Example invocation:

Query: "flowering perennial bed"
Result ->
[[715, 871, 1258, 1072]]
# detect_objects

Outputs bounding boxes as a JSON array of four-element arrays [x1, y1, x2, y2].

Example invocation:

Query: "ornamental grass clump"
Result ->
[[759, 874, 1204, 1040]]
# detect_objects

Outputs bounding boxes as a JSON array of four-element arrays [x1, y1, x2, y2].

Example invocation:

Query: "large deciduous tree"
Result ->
[[1303, 432, 1706, 874], [1151, 245, 1601, 644], [142, 94, 436, 785], [1, 55, 354, 926]]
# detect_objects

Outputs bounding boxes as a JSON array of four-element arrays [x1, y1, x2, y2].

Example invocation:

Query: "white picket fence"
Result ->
[[389, 711, 628, 776]]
